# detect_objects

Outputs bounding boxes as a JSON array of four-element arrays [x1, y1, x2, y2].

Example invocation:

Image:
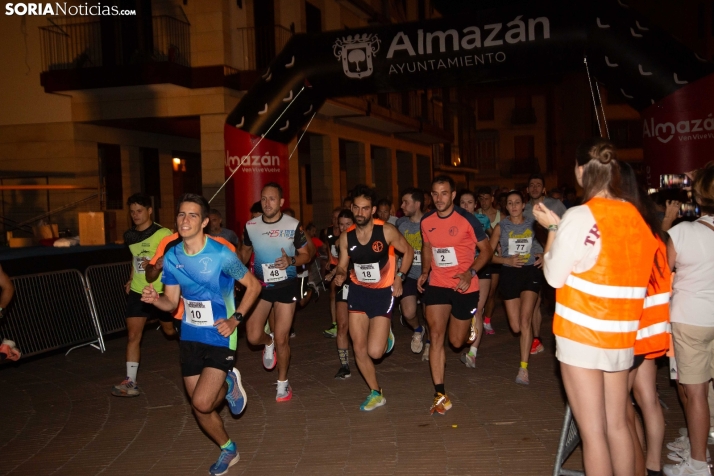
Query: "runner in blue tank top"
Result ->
[[238, 182, 315, 403], [141, 194, 261, 476]]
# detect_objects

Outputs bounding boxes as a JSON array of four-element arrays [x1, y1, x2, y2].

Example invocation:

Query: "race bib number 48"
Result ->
[[261, 263, 288, 283], [434, 247, 457, 267], [354, 263, 381, 283], [184, 299, 214, 327]]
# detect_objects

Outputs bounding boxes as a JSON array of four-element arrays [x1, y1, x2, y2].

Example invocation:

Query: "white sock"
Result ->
[[468, 346, 477, 357], [277, 379, 288, 390], [690, 459, 707, 470], [127, 362, 139, 382], [267, 333, 275, 348]]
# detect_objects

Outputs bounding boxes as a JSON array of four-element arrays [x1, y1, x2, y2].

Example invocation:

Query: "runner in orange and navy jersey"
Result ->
[[145, 231, 237, 335], [418, 175, 491, 415], [330, 184, 413, 412]]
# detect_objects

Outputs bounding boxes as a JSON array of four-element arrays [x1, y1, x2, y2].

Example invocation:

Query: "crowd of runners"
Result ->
[[2, 139, 714, 476]]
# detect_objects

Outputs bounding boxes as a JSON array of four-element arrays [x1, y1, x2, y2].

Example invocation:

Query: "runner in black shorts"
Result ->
[[419, 177, 491, 415], [324, 209, 355, 379], [331, 185, 412, 411], [477, 186, 502, 335], [396, 188, 429, 356], [488, 190, 544, 386]]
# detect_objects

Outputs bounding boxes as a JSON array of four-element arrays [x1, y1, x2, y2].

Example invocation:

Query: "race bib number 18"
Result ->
[[262, 263, 288, 283], [434, 247, 458, 267], [354, 263, 381, 283]]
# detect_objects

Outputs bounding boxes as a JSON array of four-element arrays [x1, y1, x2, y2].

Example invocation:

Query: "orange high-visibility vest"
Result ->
[[635, 236, 672, 358], [553, 198, 658, 350]]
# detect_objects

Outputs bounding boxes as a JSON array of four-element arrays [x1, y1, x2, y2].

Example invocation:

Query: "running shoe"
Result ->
[[0, 339, 21, 361], [460, 352, 476, 369], [209, 442, 239, 476], [429, 392, 452, 415], [289, 329, 296, 339], [663, 458, 712, 476], [667, 446, 711, 464], [334, 365, 351, 380], [276, 380, 292, 402], [360, 389, 386, 411], [515, 367, 530, 385], [467, 316, 477, 344], [225, 367, 247, 415], [112, 377, 140, 397], [263, 333, 276, 370], [668, 435, 690, 454], [422, 342, 430, 361], [483, 320, 495, 335], [386, 328, 395, 354], [323, 323, 337, 338], [530, 338, 545, 355], [411, 327, 425, 354]]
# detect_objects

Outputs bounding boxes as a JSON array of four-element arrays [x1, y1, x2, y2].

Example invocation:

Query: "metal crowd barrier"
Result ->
[[85, 262, 132, 336], [552, 404, 585, 476], [1, 270, 105, 358]]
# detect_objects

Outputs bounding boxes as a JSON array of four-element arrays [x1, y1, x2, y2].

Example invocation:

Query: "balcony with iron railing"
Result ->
[[235, 25, 294, 71]]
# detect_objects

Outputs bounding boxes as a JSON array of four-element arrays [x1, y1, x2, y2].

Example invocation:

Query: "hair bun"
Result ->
[[596, 146, 614, 165]]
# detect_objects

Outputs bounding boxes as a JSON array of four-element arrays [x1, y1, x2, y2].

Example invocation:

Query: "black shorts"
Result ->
[[336, 282, 350, 303], [179, 340, 234, 377], [476, 267, 491, 280], [422, 285, 479, 321], [400, 277, 421, 298], [499, 265, 543, 300], [490, 263, 502, 275], [260, 279, 301, 304], [631, 354, 646, 371], [348, 284, 394, 319], [125, 290, 172, 322]]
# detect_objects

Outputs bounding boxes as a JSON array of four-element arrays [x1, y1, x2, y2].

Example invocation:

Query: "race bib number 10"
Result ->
[[434, 247, 458, 267], [354, 263, 381, 283], [184, 299, 215, 327], [262, 263, 288, 283]]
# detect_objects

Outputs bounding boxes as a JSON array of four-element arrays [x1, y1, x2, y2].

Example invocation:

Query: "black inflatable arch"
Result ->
[[227, 0, 713, 144]]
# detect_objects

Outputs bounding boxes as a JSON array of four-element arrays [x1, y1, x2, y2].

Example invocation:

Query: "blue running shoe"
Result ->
[[209, 442, 239, 476], [386, 328, 395, 354], [225, 367, 247, 415]]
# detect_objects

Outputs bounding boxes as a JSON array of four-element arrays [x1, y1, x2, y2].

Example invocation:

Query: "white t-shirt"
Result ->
[[543, 205, 601, 287], [668, 215, 714, 327]]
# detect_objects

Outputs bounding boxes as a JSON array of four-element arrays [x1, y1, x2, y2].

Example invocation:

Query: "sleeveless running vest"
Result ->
[[554, 198, 658, 350], [498, 216, 539, 266], [347, 220, 394, 289]]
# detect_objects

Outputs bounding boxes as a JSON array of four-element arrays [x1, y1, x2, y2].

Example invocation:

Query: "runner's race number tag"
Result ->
[[262, 263, 287, 283], [342, 284, 349, 300], [134, 256, 148, 274], [331, 244, 339, 258], [184, 299, 214, 326], [508, 237, 532, 256], [413, 250, 422, 265], [354, 263, 380, 283], [434, 247, 458, 267]]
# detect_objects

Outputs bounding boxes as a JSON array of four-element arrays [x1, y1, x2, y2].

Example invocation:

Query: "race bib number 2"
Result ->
[[261, 263, 287, 283], [434, 247, 458, 267], [354, 263, 381, 283], [184, 299, 215, 327]]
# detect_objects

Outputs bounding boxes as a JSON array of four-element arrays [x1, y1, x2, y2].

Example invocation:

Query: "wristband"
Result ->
[[232, 312, 244, 323], [547, 224, 558, 231]]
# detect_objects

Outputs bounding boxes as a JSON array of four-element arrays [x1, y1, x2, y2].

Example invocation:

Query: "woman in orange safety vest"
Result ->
[[532, 139, 658, 476]]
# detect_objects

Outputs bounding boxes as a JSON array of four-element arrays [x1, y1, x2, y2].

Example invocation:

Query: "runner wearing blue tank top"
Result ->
[[238, 182, 315, 402], [141, 194, 262, 476]]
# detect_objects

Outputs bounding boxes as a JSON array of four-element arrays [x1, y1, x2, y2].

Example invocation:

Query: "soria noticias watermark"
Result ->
[[5, 2, 136, 16]]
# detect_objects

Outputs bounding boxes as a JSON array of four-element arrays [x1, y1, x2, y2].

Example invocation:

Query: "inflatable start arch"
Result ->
[[224, 0, 714, 230]]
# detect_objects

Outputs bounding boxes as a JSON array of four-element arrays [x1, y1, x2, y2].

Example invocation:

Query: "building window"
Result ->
[[172, 152, 202, 202], [476, 130, 498, 171], [305, 1, 322, 33], [141, 148, 161, 221], [98, 143, 123, 210], [609, 120, 643, 149], [477, 97, 494, 121]]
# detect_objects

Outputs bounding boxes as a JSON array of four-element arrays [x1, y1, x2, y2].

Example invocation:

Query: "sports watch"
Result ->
[[290, 256, 297, 266], [396, 271, 405, 279]]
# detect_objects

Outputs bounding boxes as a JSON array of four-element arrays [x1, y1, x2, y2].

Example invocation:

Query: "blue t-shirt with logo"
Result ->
[[162, 237, 247, 350]]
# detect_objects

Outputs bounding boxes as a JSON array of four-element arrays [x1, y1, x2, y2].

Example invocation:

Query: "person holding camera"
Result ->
[[664, 161, 714, 476]]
